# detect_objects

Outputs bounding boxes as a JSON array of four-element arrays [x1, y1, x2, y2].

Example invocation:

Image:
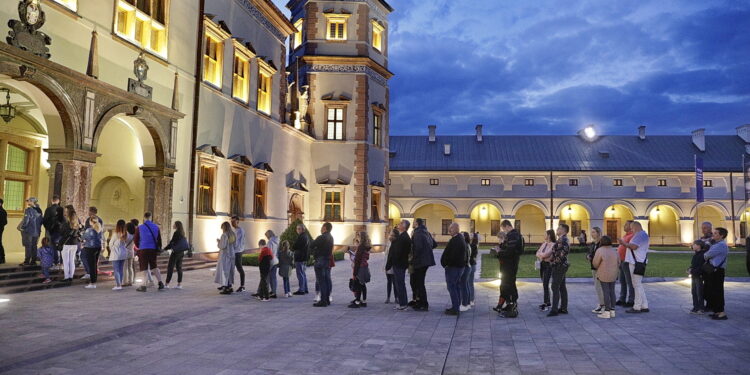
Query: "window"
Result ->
[[0, 139, 39, 213], [481, 179, 491, 186], [569, 179, 578, 187], [197, 163, 215, 215], [230, 169, 246, 217], [232, 55, 249, 102], [325, 106, 345, 140], [292, 19, 303, 49], [325, 14, 349, 40], [52, 0, 77, 11], [371, 21, 384, 51], [524, 178, 534, 186], [324, 191, 342, 221], [703, 180, 713, 188], [613, 178, 623, 187], [657, 179, 667, 187], [429, 179, 439, 186], [115, 0, 168, 57], [371, 190, 381, 222], [372, 112, 382, 147], [6, 144, 28, 173], [254, 176, 267, 219], [257, 60, 275, 115], [441, 219, 452, 235], [491, 220, 501, 236], [203, 35, 223, 87]]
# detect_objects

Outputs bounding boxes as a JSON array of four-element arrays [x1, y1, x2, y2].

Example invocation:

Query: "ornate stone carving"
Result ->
[[127, 52, 152, 99], [6, 0, 51, 59], [304, 64, 388, 86], [235, 0, 286, 41]]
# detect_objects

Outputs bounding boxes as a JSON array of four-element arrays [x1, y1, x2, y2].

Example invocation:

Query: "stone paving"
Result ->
[[0, 251, 748, 375]]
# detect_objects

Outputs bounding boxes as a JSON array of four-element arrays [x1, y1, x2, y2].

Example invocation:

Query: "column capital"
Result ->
[[45, 148, 100, 163], [140, 166, 177, 178]]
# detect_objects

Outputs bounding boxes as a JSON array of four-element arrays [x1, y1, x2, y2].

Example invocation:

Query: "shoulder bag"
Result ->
[[701, 257, 726, 275], [629, 248, 647, 276]]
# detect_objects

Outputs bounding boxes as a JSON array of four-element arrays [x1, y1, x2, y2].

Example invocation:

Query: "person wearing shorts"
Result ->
[[135, 212, 163, 292]]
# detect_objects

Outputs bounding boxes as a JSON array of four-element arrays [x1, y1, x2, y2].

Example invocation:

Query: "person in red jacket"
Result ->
[[256, 239, 272, 302]]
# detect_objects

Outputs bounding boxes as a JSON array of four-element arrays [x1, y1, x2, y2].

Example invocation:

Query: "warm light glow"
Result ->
[[114, 0, 168, 57], [0, 298, 9, 303], [583, 126, 596, 140]]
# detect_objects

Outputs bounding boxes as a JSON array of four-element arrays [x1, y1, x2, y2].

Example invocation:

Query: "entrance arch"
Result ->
[[413, 203, 455, 240], [648, 204, 680, 245], [557, 203, 591, 245], [514, 204, 547, 243], [469, 203, 502, 239], [603, 204, 635, 239]]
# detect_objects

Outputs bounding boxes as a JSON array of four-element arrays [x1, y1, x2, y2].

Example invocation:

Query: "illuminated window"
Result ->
[[481, 179, 490, 186], [371, 190, 381, 222], [1, 141, 37, 212], [703, 180, 713, 188], [52, 0, 77, 11], [371, 21, 384, 52], [230, 169, 245, 217], [197, 163, 215, 216], [325, 14, 349, 40], [441, 219, 451, 235], [292, 19, 303, 49], [6, 144, 28, 173], [115, 0, 168, 57], [232, 41, 253, 102], [569, 179, 578, 187], [203, 35, 222, 87], [325, 106, 345, 140], [257, 71, 271, 114], [254, 175, 267, 219], [372, 112, 382, 146], [524, 178, 534, 186], [429, 179, 439, 186], [657, 179, 667, 187], [324, 190, 342, 222], [613, 178, 623, 187]]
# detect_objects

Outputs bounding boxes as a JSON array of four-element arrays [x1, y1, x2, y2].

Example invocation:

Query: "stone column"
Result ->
[[141, 167, 176, 229], [45, 148, 99, 216]]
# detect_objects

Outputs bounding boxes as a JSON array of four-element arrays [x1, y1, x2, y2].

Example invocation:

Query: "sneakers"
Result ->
[[81, 274, 91, 280], [711, 313, 728, 320], [112, 286, 123, 291], [690, 309, 704, 315], [293, 291, 305, 295], [236, 287, 246, 293], [314, 293, 321, 303], [470, 301, 475, 307], [42, 278, 52, 284], [610, 310, 616, 318], [395, 305, 408, 311], [136, 286, 147, 292], [348, 301, 361, 308], [597, 310, 612, 319], [260, 298, 270, 302], [286, 293, 292, 298], [360, 302, 368, 308], [592, 306, 604, 313], [84, 284, 96, 289], [444, 309, 459, 316], [459, 305, 471, 312], [220, 287, 233, 295], [158, 282, 165, 290], [269, 293, 278, 299]]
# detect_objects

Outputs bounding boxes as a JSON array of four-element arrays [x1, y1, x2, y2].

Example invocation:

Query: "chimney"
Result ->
[[692, 128, 706, 152], [736, 124, 750, 143], [428, 125, 436, 143], [475, 124, 483, 142], [638, 125, 646, 140], [443, 143, 451, 155]]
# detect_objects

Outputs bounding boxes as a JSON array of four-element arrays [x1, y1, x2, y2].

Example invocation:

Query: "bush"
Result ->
[[281, 219, 303, 248]]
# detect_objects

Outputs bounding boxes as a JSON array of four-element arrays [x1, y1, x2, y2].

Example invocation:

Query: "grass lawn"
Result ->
[[480, 252, 749, 279]]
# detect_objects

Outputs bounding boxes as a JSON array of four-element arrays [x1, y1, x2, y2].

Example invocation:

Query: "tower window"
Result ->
[[292, 19, 303, 49], [325, 106, 345, 140], [373, 112, 382, 147], [325, 14, 349, 41], [371, 21, 384, 52]]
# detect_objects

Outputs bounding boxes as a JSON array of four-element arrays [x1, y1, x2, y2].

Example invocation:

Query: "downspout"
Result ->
[[730, 171, 736, 244], [187, 0, 206, 248], [549, 171, 554, 229]]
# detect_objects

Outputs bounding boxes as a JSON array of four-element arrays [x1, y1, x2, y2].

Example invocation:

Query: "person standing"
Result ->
[[19, 197, 43, 266], [0, 199, 6, 264], [548, 224, 571, 317], [535, 229, 556, 311], [59, 205, 81, 281], [230, 216, 246, 292], [108, 220, 131, 290], [579, 230, 587, 247], [215, 222, 236, 294], [135, 212, 164, 292], [278, 240, 294, 297], [410, 218, 437, 311], [123, 221, 137, 287], [385, 219, 412, 311], [495, 220, 524, 318], [441, 222, 466, 316], [256, 239, 272, 302], [292, 223, 311, 295], [620, 221, 650, 313], [384, 227, 398, 303], [704, 227, 729, 320], [81, 216, 103, 289], [468, 232, 479, 307], [164, 221, 189, 289], [592, 236, 620, 319], [265, 230, 280, 298], [459, 232, 472, 312], [311, 222, 334, 307], [348, 231, 372, 308], [616, 220, 635, 307], [42, 195, 60, 266], [586, 227, 605, 314], [689, 222, 713, 313]]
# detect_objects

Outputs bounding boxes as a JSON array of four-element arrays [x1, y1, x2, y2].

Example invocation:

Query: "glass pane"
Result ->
[[3, 180, 25, 211], [154, 0, 166, 23], [335, 124, 343, 140], [5, 144, 28, 173]]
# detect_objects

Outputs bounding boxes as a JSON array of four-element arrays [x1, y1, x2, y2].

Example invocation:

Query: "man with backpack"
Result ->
[[494, 220, 524, 318]]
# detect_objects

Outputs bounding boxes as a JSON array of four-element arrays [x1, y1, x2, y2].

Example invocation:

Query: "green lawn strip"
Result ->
[[480, 253, 748, 279]]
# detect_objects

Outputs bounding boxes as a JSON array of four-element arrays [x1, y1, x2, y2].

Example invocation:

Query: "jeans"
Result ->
[[468, 264, 476, 303], [459, 265, 471, 306], [392, 267, 408, 307], [600, 281, 616, 310], [500, 263, 519, 304], [282, 276, 290, 294], [355, 283, 367, 301], [551, 263, 569, 312], [112, 259, 125, 286], [80, 247, 89, 274], [295, 262, 308, 293], [540, 262, 551, 304], [629, 263, 649, 310], [592, 270, 605, 306], [22, 233, 39, 264], [411, 266, 429, 307], [83, 247, 100, 283], [618, 262, 634, 303], [233, 253, 245, 287], [124, 257, 135, 285], [166, 251, 185, 284], [386, 273, 394, 300], [314, 265, 332, 304], [691, 273, 705, 311], [445, 267, 463, 312], [704, 268, 725, 313], [61, 245, 77, 279], [269, 264, 278, 294], [41, 265, 50, 278]]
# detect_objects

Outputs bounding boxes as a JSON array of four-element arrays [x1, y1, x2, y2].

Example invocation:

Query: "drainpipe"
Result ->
[[187, 0, 206, 248], [730, 171, 736, 244], [549, 171, 554, 229]]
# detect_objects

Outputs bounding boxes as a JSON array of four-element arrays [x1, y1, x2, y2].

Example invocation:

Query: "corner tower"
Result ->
[[287, 0, 393, 246]]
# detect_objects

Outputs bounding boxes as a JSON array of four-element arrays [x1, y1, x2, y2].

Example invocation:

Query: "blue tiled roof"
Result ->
[[388, 135, 745, 172]]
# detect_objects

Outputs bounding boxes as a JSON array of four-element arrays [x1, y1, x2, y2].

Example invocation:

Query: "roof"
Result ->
[[388, 135, 745, 172]]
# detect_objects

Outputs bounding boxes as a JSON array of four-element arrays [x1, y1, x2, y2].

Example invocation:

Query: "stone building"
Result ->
[[388, 125, 748, 246]]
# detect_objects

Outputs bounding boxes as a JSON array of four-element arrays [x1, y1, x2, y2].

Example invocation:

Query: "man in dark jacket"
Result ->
[[0, 199, 6, 264], [43, 195, 60, 238], [441, 222, 466, 316], [310, 222, 334, 306], [494, 220, 524, 318], [292, 223, 312, 295], [410, 218, 436, 311], [386, 219, 412, 310]]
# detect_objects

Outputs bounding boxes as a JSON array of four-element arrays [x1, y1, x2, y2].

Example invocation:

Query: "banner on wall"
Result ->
[[695, 156, 704, 203]]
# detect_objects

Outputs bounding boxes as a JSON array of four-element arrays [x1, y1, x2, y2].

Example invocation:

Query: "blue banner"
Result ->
[[695, 156, 704, 202]]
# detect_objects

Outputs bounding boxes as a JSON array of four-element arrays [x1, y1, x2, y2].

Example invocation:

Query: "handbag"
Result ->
[[629, 248, 647, 276], [348, 278, 362, 293], [701, 257, 726, 275]]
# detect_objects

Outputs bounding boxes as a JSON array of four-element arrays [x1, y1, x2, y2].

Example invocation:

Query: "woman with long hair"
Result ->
[[586, 227, 605, 314], [215, 221, 236, 294], [108, 220, 131, 290], [81, 216, 103, 289], [349, 231, 372, 308], [384, 227, 398, 303], [59, 205, 81, 281], [164, 221, 189, 289], [278, 240, 294, 297], [123, 221, 137, 286], [535, 229, 556, 311]]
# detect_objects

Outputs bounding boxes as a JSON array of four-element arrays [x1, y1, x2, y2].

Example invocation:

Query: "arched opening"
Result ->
[[413, 203, 455, 241], [694, 205, 726, 238], [603, 204, 635, 239], [740, 209, 750, 240], [288, 193, 304, 223], [387, 203, 401, 229], [648, 205, 680, 245], [515, 204, 547, 244], [469, 203, 501, 239], [558, 203, 591, 245]]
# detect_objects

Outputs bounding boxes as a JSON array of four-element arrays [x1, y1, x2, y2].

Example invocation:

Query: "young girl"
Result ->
[[108, 220, 131, 290], [37, 237, 55, 284], [256, 239, 272, 301], [278, 240, 294, 297], [215, 221, 236, 294]]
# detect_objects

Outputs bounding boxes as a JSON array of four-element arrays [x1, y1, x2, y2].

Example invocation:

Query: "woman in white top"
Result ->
[[109, 219, 132, 290], [215, 222, 236, 294], [535, 229, 556, 311]]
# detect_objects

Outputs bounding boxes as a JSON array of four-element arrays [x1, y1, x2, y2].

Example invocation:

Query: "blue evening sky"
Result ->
[[272, 0, 750, 136]]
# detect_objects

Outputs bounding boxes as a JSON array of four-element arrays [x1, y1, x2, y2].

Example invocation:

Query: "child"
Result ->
[[256, 239, 271, 301], [689, 240, 708, 314], [37, 237, 55, 284]]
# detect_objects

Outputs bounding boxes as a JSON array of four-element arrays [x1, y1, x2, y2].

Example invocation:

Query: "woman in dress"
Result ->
[[215, 222, 236, 294]]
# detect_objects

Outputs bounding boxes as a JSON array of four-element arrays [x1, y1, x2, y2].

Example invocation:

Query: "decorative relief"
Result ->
[[304, 64, 388, 86], [127, 52, 153, 99], [235, 0, 287, 42], [7, 0, 51, 59]]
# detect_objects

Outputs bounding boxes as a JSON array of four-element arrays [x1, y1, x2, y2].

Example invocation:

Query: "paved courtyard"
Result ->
[[0, 251, 748, 375]]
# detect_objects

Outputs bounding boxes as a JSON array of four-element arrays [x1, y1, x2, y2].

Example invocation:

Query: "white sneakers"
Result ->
[[597, 310, 615, 319], [84, 284, 96, 289], [81, 274, 91, 280], [112, 286, 123, 291], [470, 301, 475, 307], [459, 305, 471, 312], [592, 306, 604, 313], [174, 285, 183, 289], [314, 293, 321, 303], [286, 293, 292, 298]]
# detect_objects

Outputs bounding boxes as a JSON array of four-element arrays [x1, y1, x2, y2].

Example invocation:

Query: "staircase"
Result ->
[[0, 255, 214, 294]]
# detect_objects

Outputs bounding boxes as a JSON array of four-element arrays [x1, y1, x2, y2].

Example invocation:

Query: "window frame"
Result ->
[[113, 0, 170, 58], [429, 178, 439, 186], [324, 14, 350, 41], [51, 0, 78, 12], [253, 171, 270, 219], [196, 153, 218, 216], [657, 179, 668, 187], [524, 178, 535, 186], [0, 137, 40, 215], [292, 18, 304, 49], [229, 163, 249, 218], [231, 40, 254, 103], [202, 18, 230, 88], [703, 179, 713, 188], [568, 178, 579, 187], [613, 178, 623, 187], [371, 107, 383, 147], [441, 219, 452, 236], [371, 20, 385, 52], [324, 104, 346, 141], [257, 59, 276, 115], [480, 178, 491, 186], [370, 187, 383, 222], [323, 189, 344, 222]]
